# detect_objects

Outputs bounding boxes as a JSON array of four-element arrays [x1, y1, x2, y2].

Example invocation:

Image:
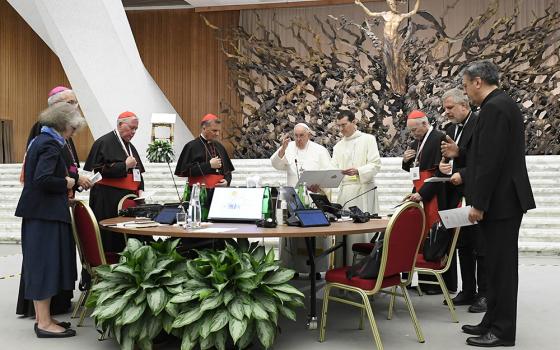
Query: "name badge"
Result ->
[[410, 167, 420, 181], [347, 175, 359, 182], [133, 168, 141, 182]]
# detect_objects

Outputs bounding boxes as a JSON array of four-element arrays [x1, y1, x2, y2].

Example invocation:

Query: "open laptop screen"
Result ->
[[208, 187, 265, 222]]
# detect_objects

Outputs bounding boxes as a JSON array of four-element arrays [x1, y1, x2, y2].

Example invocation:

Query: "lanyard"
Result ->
[[114, 130, 132, 157], [414, 125, 433, 165]]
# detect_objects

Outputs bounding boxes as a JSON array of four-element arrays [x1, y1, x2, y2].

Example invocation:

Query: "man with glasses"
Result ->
[[332, 110, 381, 266], [84, 111, 145, 253]]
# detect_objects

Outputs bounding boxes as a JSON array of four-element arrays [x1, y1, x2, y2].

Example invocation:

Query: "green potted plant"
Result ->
[[169, 239, 304, 350], [86, 238, 187, 350], [146, 139, 174, 163]]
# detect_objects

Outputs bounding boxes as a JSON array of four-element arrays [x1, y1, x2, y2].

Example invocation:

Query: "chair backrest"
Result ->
[[71, 200, 107, 270], [118, 194, 138, 211], [435, 227, 461, 273], [374, 201, 425, 290]]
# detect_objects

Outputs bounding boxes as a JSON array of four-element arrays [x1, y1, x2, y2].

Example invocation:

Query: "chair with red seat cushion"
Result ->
[[413, 227, 461, 322], [118, 193, 138, 211], [70, 200, 119, 327], [319, 201, 426, 349]]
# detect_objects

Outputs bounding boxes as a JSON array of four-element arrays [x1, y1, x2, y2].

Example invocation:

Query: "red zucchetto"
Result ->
[[407, 110, 427, 119], [201, 113, 218, 124], [118, 111, 137, 119]]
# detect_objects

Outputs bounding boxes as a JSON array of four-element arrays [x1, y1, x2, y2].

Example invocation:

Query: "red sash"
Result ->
[[413, 170, 439, 239], [98, 174, 140, 192], [188, 174, 224, 189]]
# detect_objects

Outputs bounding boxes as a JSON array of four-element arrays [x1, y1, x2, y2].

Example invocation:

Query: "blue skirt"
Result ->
[[21, 219, 77, 301]]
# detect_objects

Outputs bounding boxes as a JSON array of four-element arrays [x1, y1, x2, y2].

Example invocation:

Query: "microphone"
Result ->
[[294, 158, 300, 179], [339, 186, 378, 216], [166, 160, 184, 209], [440, 134, 451, 163]]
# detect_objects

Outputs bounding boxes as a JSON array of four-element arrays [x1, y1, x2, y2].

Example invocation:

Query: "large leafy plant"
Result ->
[[86, 238, 187, 350], [169, 239, 304, 350], [146, 139, 174, 163]]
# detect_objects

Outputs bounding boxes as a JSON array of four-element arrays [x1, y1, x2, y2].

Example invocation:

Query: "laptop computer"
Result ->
[[309, 193, 343, 216]]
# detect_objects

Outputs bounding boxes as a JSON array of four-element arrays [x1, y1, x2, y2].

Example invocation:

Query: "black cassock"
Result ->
[[16, 122, 80, 317], [84, 131, 145, 253], [174, 136, 234, 253], [174, 136, 234, 186]]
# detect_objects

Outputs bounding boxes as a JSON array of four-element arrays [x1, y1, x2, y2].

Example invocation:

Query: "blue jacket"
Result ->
[[15, 133, 71, 223]]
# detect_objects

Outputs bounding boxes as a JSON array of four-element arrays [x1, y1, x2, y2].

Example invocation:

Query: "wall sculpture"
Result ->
[[208, 0, 560, 158]]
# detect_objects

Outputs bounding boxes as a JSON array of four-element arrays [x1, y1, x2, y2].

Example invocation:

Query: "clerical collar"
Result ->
[[344, 130, 362, 141], [199, 134, 211, 143]]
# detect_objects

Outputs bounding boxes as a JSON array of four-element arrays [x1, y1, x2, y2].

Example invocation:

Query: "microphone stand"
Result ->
[[339, 186, 378, 217], [167, 160, 185, 212]]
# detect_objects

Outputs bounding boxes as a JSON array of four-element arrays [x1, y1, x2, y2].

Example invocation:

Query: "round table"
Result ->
[[100, 217, 389, 329]]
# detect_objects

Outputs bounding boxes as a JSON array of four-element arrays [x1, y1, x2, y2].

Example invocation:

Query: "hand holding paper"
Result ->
[[438, 206, 477, 228]]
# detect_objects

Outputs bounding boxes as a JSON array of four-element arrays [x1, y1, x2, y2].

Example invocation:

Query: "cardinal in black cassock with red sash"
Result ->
[[174, 114, 234, 252], [84, 111, 145, 253]]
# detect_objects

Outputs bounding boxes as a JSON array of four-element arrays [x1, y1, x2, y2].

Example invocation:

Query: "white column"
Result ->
[[7, 0, 193, 157]]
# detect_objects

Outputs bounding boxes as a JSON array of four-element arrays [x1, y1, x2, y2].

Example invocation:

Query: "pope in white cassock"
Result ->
[[270, 123, 333, 274], [332, 110, 381, 266]]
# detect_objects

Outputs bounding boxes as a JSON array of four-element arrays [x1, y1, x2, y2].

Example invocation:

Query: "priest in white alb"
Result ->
[[332, 110, 382, 266], [270, 123, 333, 274]]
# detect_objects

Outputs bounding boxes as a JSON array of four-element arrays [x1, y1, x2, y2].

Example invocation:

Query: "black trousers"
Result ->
[[479, 214, 522, 342], [457, 225, 486, 296]]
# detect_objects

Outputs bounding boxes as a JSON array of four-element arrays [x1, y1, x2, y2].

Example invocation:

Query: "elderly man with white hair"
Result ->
[[270, 122, 333, 274]]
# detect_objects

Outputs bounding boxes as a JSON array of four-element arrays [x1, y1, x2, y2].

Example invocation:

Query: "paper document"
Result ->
[[295, 169, 344, 188], [134, 191, 156, 201], [424, 177, 452, 183], [438, 206, 476, 228]]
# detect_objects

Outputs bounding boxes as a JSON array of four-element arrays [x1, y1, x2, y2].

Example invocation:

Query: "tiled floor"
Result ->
[[1, 243, 558, 349]]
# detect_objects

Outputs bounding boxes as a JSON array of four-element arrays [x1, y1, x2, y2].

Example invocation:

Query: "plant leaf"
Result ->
[[252, 300, 269, 320], [252, 246, 266, 261], [173, 307, 203, 328], [170, 290, 196, 304], [196, 288, 215, 300], [278, 304, 297, 321], [272, 283, 304, 297], [256, 319, 275, 349], [233, 270, 256, 280], [228, 317, 248, 344], [199, 310, 215, 339], [222, 289, 234, 305], [214, 327, 227, 350], [212, 281, 229, 293], [93, 296, 129, 319], [147, 288, 167, 315], [165, 300, 179, 318], [137, 337, 152, 350], [199, 334, 214, 350], [134, 290, 147, 305], [146, 316, 163, 339], [181, 331, 195, 350], [145, 268, 166, 280], [210, 309, 230, 333], [237, 320, 254, 350], [264, 269, 295, 285], [200, 292, 224, 312], [162, 311, 175, 334], [237, 238, 249, 252], [120, 302, 146, 326], [227, 298, 244, 320], [126, 238, 143, 252], [91, 280, 119, 292], [265, 248, 275, 264]]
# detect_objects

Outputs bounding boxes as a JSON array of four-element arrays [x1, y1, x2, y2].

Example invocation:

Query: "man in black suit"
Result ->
[[438, 88, 487, 313], [442, 60, 535, 347]]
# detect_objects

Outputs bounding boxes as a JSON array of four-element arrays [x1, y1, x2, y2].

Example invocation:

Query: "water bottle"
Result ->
[[189, 183, 202, 228], [200, 184, 209, 222], [182, 182, 191, 202], [262, 186, 272, 220]]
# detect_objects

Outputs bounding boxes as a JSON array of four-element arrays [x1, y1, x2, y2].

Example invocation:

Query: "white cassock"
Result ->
[[332, 130, 381, 266], [270, 140, 333, 272]]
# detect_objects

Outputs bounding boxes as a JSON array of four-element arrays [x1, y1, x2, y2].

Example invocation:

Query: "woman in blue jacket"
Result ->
[[15, 103, 86, 338]]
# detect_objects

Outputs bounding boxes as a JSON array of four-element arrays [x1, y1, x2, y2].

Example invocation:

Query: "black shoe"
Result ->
[[466, 331, 515, 347], [35, 324, 76, 338], [462, 323, 489, 336], [469, 296, 488, 313], [424, 288, 443, 295], [444, 291, 476, 306], [57, 322, 71, 329]]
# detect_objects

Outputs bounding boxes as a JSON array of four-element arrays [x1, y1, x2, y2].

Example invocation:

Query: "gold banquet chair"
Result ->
[[319, 201, 426, 350], [412, 227, 462, 322], [70, 200, 119, 328]]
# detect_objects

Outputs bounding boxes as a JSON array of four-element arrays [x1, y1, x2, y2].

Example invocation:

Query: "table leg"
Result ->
[[304, 237, 318, 330]]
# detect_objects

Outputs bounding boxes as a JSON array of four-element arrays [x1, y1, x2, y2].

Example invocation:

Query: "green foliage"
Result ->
[[172, 238, 304, 350], [146, 139, 174, 163], [87, 239, 186, 350], [87, 238, 302, 350]]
